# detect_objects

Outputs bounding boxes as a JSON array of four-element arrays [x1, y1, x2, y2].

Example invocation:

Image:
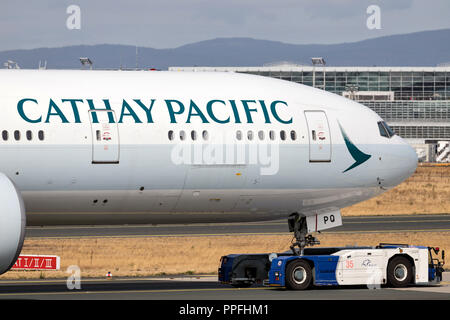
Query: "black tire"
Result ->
[[285, 259, 312, 290], [387, 256, 413, 288]]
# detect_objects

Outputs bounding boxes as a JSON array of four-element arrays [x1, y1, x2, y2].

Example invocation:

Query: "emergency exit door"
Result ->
[[304, 110, 331, 162], [89, 110, 120, 164]]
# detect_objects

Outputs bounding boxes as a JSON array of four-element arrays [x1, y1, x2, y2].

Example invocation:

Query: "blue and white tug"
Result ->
[[219, 243, 445, 290]]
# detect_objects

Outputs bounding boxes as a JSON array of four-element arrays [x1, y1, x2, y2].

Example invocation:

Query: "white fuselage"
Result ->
[[0, 70, 417, 225]]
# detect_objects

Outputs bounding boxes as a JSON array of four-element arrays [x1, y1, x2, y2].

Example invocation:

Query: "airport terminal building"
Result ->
[[169, 64, 450, 162]]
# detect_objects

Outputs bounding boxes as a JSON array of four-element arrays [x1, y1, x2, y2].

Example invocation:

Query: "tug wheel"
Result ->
[[285, 259, 312, 290], [387, 256, 413, 288]]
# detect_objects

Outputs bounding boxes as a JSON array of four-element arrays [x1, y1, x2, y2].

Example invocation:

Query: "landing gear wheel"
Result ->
[[387, 256, 412, 288], [285, 259, 312, 290]]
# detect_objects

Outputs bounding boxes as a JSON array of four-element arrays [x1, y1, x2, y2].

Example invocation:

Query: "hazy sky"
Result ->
[[1, 0, 449, 51]]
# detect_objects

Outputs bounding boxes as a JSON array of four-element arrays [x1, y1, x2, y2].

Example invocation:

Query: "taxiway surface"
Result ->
[[25, 214, 450, 238]]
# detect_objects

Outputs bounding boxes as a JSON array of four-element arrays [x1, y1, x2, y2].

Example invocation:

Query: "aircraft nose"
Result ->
[[402, 142, 418, 177], [382, 138, 418, 188]]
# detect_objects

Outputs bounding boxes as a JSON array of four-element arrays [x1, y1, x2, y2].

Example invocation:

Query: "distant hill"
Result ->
[[1, 29, 450, 70]]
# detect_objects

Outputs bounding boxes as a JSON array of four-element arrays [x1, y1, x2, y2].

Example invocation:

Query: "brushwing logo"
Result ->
[[338, 122, 371, 173]]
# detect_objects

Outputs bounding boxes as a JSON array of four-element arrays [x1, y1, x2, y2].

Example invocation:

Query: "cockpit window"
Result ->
[[378, 121, 389, 138], [383, 122, 395, 137], [377, 121, 395, 138]]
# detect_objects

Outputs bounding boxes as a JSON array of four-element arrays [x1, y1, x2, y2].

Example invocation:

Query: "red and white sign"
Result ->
[[11, 255, 60, 271]]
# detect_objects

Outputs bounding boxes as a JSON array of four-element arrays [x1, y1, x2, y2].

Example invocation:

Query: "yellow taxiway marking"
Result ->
[[325, 228, 450, 234], [25, 232, 290, 239], [24, 217, 450, 230], [0, 286, 270, 297], [340, 219, 450, 224], [24, 217, 450, 235], [2, 284, 449, 297], [0, 277, 218, 285], [25, 221, 285, 229], [24, 228, 450, 240]]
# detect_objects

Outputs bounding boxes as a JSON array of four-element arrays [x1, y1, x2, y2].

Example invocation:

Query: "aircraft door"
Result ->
[[304, 110, 331, 162], [89, 110, 120, 164]]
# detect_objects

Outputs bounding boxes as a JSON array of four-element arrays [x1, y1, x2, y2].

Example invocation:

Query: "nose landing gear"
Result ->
[[288, 213, 320, 255]]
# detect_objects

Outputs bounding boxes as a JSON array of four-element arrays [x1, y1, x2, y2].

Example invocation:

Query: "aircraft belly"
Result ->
[[6, 143, 387, 222], [22, 186, 380, 213]]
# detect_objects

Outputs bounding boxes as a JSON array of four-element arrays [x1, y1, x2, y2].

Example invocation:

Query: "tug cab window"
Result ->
[[378, 121, 395, 138]]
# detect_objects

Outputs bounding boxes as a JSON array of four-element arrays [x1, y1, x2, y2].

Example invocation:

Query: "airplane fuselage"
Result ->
[[0, 70, 417, 225]]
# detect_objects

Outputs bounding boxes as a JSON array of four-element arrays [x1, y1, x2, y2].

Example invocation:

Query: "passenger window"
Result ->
[[378, 121, 389, 138], [168, 130, 174, 141], [2, 130, 8, 141], [179, 130, 186, 141], [96, 130, 101, 141], [236, 130, 242, 141], [280, 130, 286, 141], [38, 130, 44, 141], [269, 130, 275, 140], [14, 130, 20, 141], [290, 130, 297, 141], [202, 130, 208, 141], [191, 130, 197, 141], [247, 131, 253, 141], [258, 130, 264, 140], [26, 130, 32, 141]]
